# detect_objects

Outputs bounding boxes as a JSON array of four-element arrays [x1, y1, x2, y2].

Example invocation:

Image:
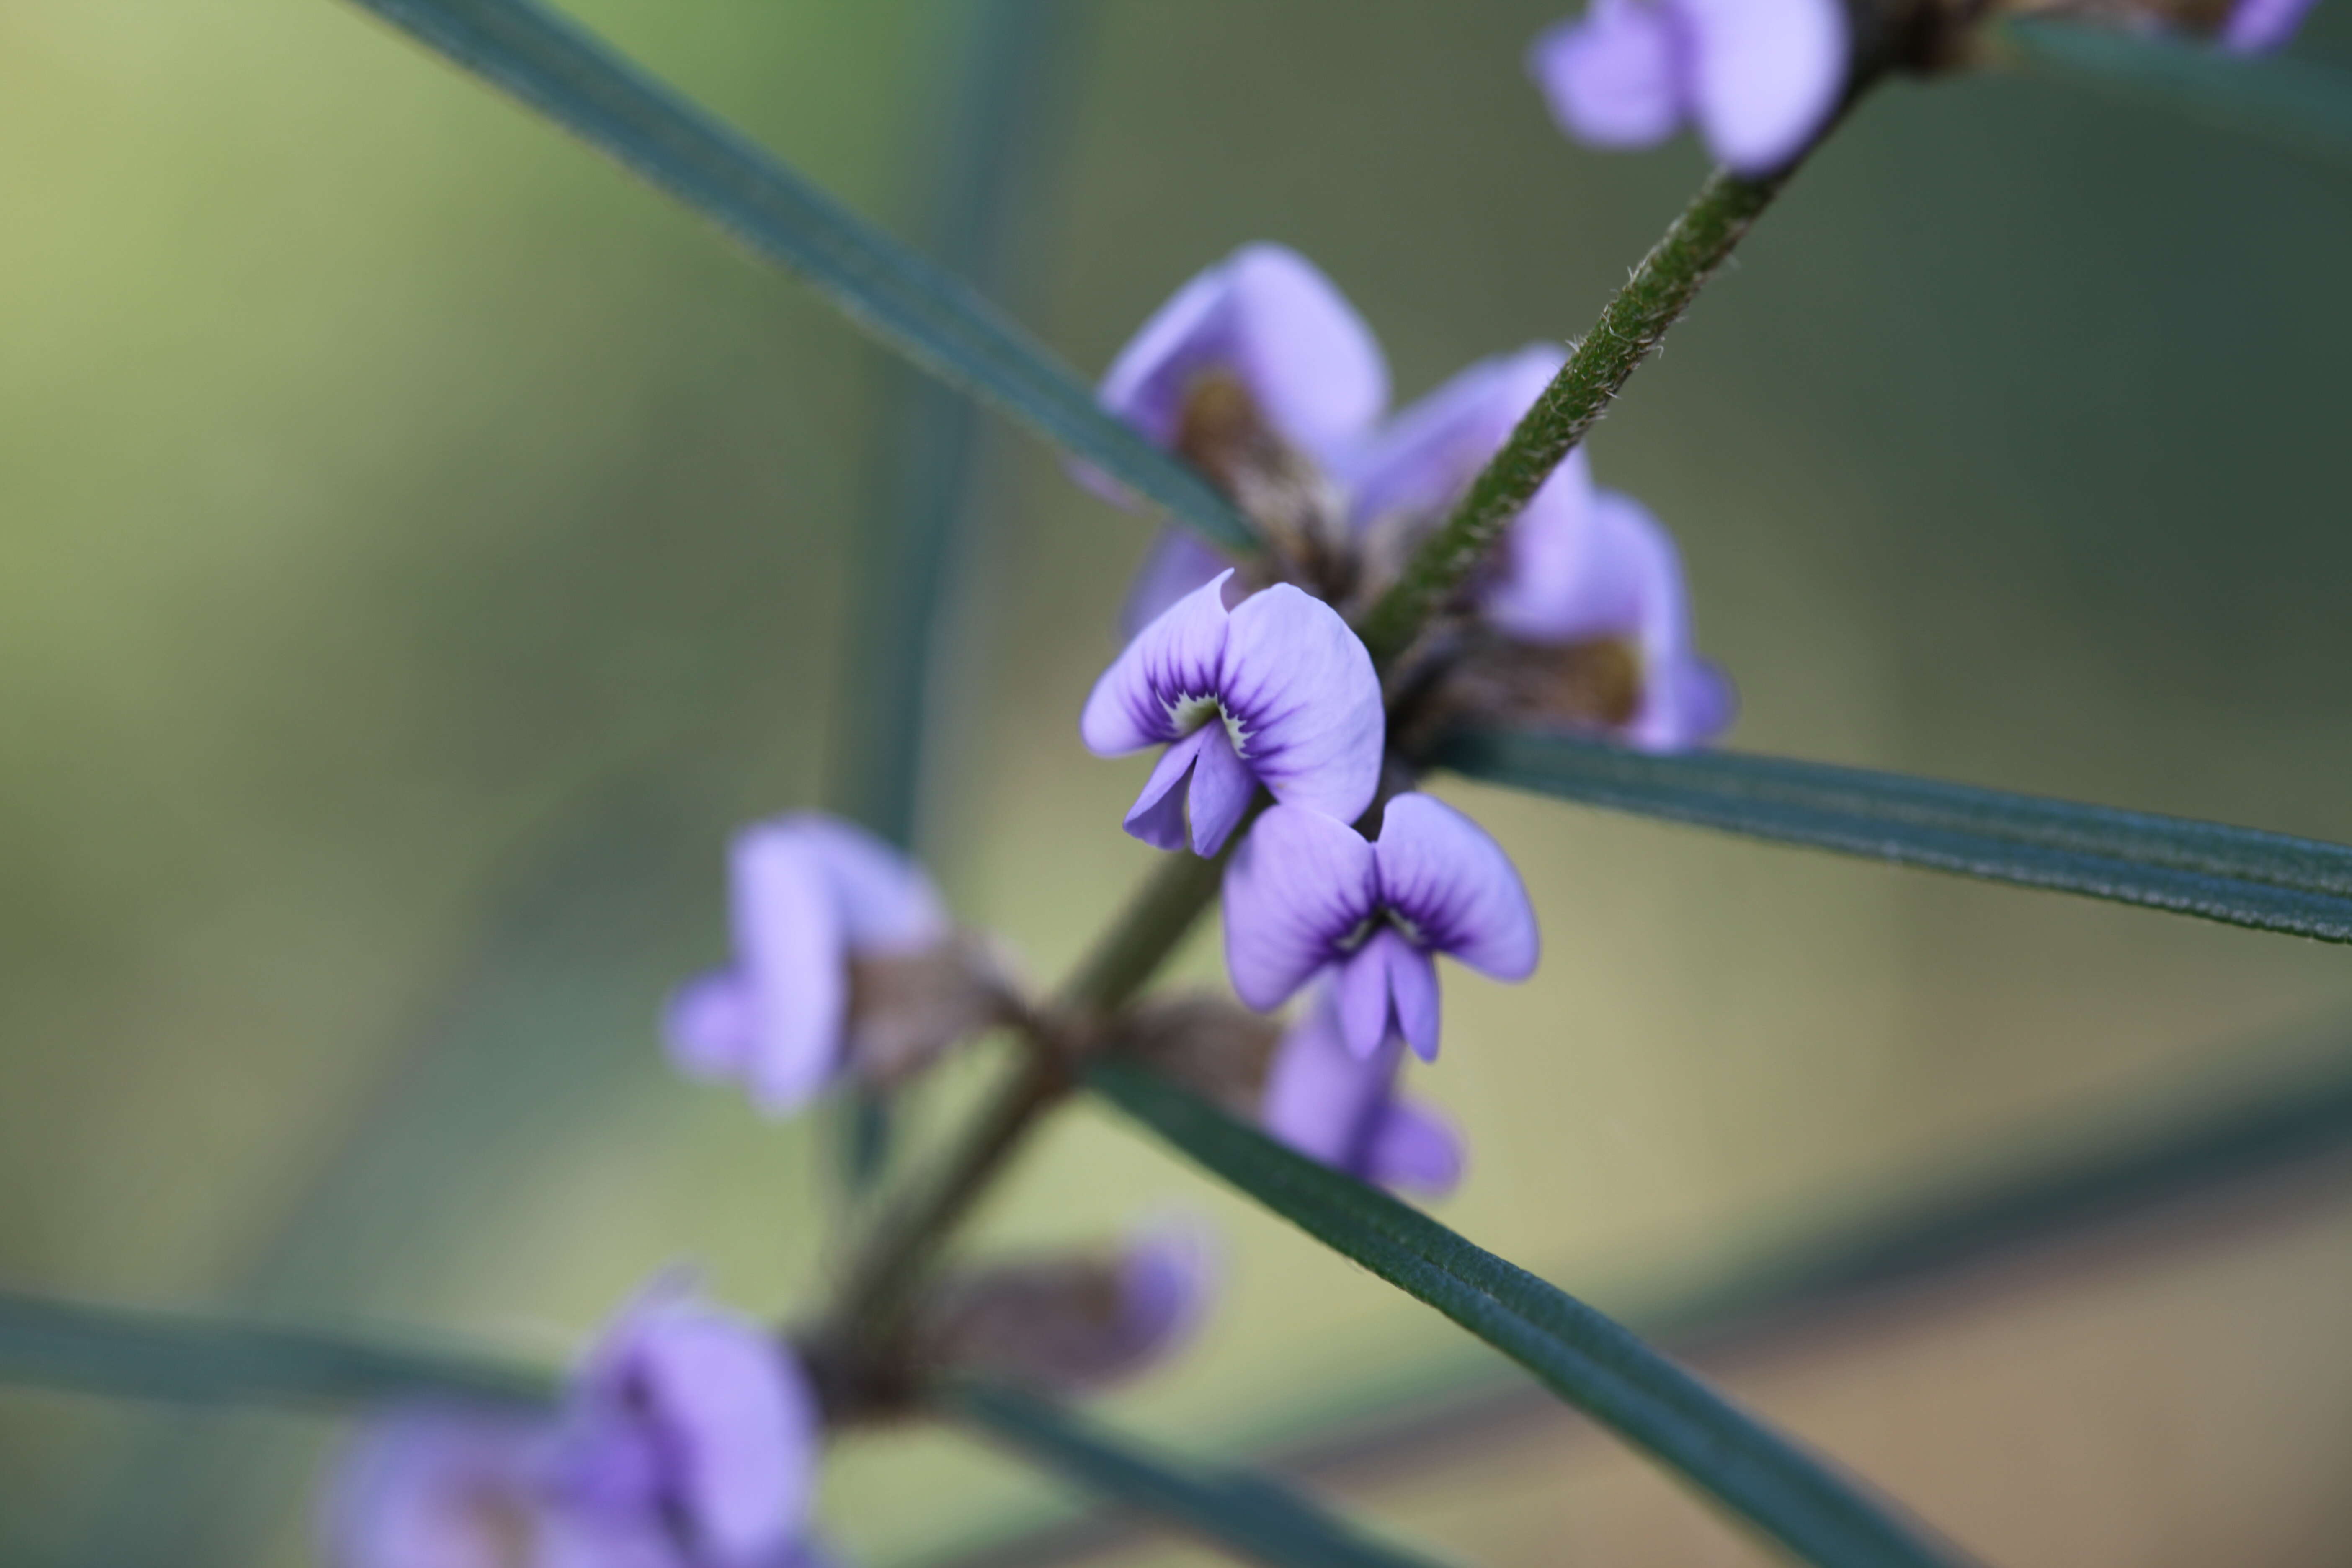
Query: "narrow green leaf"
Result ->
[[951, 1382, 1452, 1568], [1434, 727, 2352, 943], [0, 1289, 552, 1411], [1087, 1062, 1970, 1568], [339, 0, 1257, 554], [2001, 18, 2352, 166]]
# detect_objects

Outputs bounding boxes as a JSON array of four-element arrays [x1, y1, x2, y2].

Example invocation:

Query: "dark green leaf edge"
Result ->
[[2000, 17, 2352, 167], [1087, 1061, 1973, 1568], [0, 1289, 553, 1411], [341, 0, 1258, 554], [949, 1381, 1453, 1568], [1435, 727, 2352, 942]]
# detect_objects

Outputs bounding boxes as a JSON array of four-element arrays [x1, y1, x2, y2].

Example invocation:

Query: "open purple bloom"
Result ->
[[665, 815, 949, 1115], [327, 1286, 823, 1568], [1264, 982, 1463, 1196], [1529, 0, 1849, 175], [2222, 0, 2318, 49], [1082, 572, 1384, 856], [1086, 243, 1389, 636], [1222, 793, 1538, 1062], [1348, 346, 1733, 751]]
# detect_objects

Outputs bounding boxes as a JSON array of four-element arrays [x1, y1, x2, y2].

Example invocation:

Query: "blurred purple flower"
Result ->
[[1223, 793, 1539, 1061], [1082, 573, 1384, 856], [1263, 982, 1463, 1195], [2223, 0, 2318, 49], [665, 815, 949, 1115], [327, 1286, 823, 1568], [1528, 0, 1850, 175], [1350, 346, 1733, 751], [1086, 243, 1389, 636]]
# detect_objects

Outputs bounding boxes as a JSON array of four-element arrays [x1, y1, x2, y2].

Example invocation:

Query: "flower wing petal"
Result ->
[[663, 969, 753, 1081], [1119, 527, 1233, 642], [789, 815, 949, 952], [1184, 723, 1259, 857], [1344, 345, 1564, 531], [1369, 1099, 1465, 1197], [1683, 0, 1847, 174], [1217, 584, 1383, 824], [1220, 243, 1390, 470], [732, 826, 850, 1114], [1372, 794, 1540, 983], [1528, 0, 1689, 150], [1124, 729, 1210, 852], [1221, 804, 1377, 1012], [1262, 991, 1395, 1166], [1081, 572, 1237, 756]]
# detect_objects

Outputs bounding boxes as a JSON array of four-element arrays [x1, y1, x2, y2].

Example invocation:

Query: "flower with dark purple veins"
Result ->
[[1087, 243, 1389, 636], [1082, 571, 1385, 857], [326, 1284, 825, 1568], [1263, 982, 1464, 1196], [667, 815, 1004, 1116], [1222, 793, 1539, 1061], [1528, 0, 1851, 175], [1349, 346, 1733, 751]]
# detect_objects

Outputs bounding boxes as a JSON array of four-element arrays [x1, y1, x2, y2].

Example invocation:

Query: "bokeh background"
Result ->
[[5, 2, 2352, 1564]]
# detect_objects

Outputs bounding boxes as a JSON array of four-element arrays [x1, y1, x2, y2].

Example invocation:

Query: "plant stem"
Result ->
[[1352, 168, 1785, 668]]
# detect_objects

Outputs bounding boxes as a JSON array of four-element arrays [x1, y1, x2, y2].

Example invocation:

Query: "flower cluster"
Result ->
[[1076, 242, 1730, 1191]]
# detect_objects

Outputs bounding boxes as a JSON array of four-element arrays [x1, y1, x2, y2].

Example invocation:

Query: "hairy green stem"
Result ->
[[1353, 168, 1784, 667]]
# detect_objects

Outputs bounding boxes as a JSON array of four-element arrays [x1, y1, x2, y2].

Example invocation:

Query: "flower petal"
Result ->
[[1380, 928, 1443, 1062], [1119, 527, 1234, 642], [1368, 1100, 1465, 1197], [322, 1407, 547, 1568], [789, 815, 950, 953], [1184, 721, 1259, 857], [1081, 572, 1238, 756], [1372, 794, 1540, 982], [1221, 804, 1377, 1012], [663, 969, 752, 1081], [580, 1291, 820, 1568], [1262, 990, 1399, 1168], [1475, 446, 1609, 642], [1124, 728, 1213, 852], [1681, 0, 1847, 174], [2223, 0, 2318, 50], [731, 825, 850, 1114], [1586, 490, 1734, 752], [1528, 0, 1689, 150], [1216, 584, 1384, 825], [1114, 1215, 1220, 1371], [1099, 245, 1387, 476], [1343, 346, 1566, 532], [1334, 936, 1400, 1060]]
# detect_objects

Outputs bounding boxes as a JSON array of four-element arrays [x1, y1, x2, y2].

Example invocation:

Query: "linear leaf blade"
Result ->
[[1087, 1062, 1970, 1568], [0, 1289, 552, 1411], [1436, 727, 2352, 941], [952, 1382, 1452, 1568], [2001, 18, 2352, 166], [340, 0, 1256, 553]]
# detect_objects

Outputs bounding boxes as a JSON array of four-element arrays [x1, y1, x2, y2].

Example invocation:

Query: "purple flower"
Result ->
[[1349, 347, 1733, 751], [1222, 793, 1539, 1061], [665, 815, 950, 1115], [1088, 244, 1389, 636], [326, 1287, 823, 1568], [1528, 0, 1850, 175], [1263, 982, 1463, 1196], [2222, 0, 2318, 50], [1082, 572, 1385, 856]]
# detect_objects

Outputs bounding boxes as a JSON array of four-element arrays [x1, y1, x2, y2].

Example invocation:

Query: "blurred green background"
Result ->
[[5, 2, 2352, 1564]]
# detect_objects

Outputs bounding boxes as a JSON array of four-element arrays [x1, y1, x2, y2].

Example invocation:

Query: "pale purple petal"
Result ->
[[322, 1406, 547, 1568], [664, 969, 752, 1081], [1183, 722, 1259, 856], [1081, 572, 1238, 756], [1113, 1216, 1218, 1372], [1263, 995, 1398, 1166], [1343, 346, 1565, 531], [1124, 729, 1214, 852], [1380, 930, 1443, 1063], [1371, 794, 1540, 982], [1529, 0, 1689, 149], [731, 827, 849, 1114], [1221, 804, 1377, 1011], [1094, 244, 1387, 479], [1368, 1101, 1465, 1196], [1681, 0, 1847, 174], [575, 1290, 820, 1568], [1214, 584, 1384, 825], [534, 1509, 676, 1568], [1591, 490, 1734, 752], [1475, 446, 1609, 643], [786, 817, 949, 954], [1334, 936, 1399, 1060], [2223, 0, 2317, 50], [1119, 528, 1233, 642]]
